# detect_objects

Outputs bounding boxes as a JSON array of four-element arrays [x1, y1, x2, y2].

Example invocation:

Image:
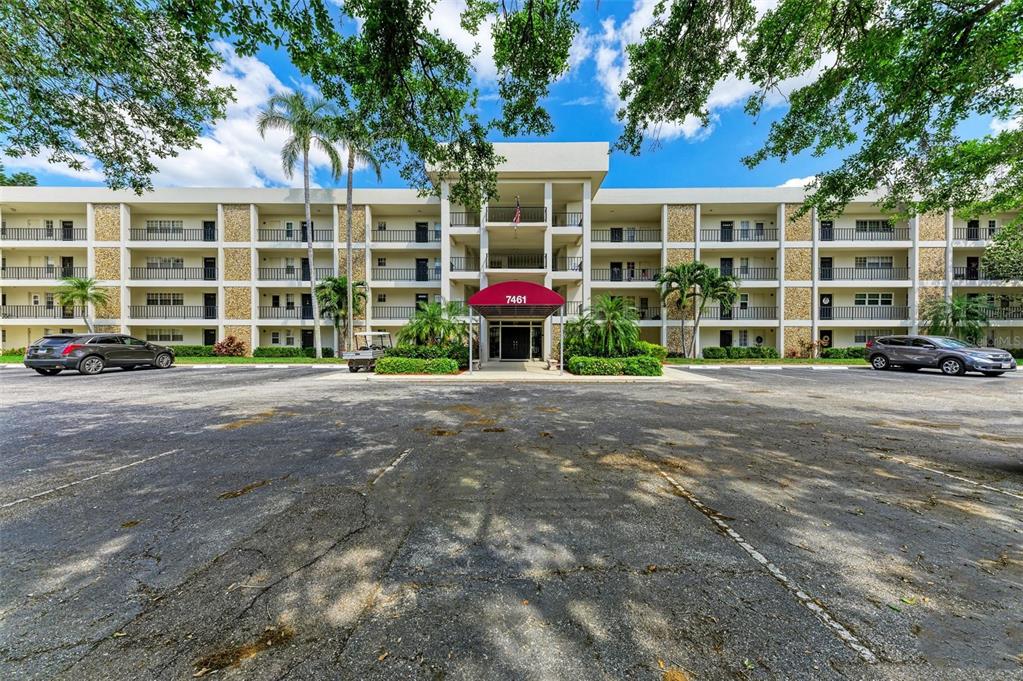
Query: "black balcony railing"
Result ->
[[487, 253, 546, 269], [129, 305, 217, 319], [953, 267, 997, 280], [954, 226, 1001, 241], [450, 212, 481, 227], [562, 302, 584, 316], [372, 267, 441, 282], [701, 227, 778, 242], [1, 305, 85, 319], [1, 266, 87, 279], [259, 306, 316, 320], [0, 227, 86, 241], [819, 267, 910, 281], [703, 306, 778, 320], [130, 227, 216, 241], [486, 205, 546, 223], [819, 227, 910, 241], [592, 228, 661, 243], [449, 257, 480, 272], [591, 267, 661, 282], [819, 305, 909, 320], [636, 307, 664, 321], [986, 306, 1023, 320], [553, 256, 584, 272], [129, 267, 217, 280], [370, 228, 441, 243], [257, 267, 334, 280], [373, 305, 417, 320], [718, 267, 777, 280], [257, 228, 333, 242], [552, 212, 583, 227]]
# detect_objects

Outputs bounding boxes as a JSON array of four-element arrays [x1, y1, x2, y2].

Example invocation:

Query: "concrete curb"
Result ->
[[670, 364, 866, 371]]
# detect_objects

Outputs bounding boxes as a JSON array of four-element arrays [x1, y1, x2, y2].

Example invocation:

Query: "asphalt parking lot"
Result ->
[[1, 366, 1021, 680]]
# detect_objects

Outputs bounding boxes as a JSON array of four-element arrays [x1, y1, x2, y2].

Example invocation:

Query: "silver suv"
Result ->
[[866, 335, 1017, 376]]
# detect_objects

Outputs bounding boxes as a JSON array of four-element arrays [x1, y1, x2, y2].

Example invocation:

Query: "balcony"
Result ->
[[257, 267, 334, 281], [450, 257, 480, 272], [259, 306, 315, 320], [486, 253, 546, 269], [257, 228, 333, 242], [820, 267, 909, 281], [701, 227, 778, 242], [552, 257, 584, 272], [591, 266, 661, 282], [130, 227, 216, 242], [0, 226, 86, 241], [486, 206, 546, 223], [450, 211, 481, 227], [954, 225, 1001, 241], [820, 305, 909, 320], [819, 226, 910, 241], [553, 212, 583, 227], [986, 306, 1023, 320], [592, 228, 660, 243], [129, 266, 217, 281], [373, 305, 417, 320], [636, 307, 663, 321], [370, 228, 440, 243], [1, 266, 87, 280], [953, 267, 1000, 281], [1, 305, 85, 319], [371, 267, 441, 282], [719, 266, 777, 280], [703, 306, 778, 320], [129, 305, 217, 320]]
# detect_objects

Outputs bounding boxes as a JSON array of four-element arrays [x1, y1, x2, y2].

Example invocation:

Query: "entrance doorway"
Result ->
[[501, 327, 530, 360]]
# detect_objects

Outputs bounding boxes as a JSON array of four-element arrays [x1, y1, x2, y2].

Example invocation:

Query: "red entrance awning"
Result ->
[[468, 280, 566, 318]]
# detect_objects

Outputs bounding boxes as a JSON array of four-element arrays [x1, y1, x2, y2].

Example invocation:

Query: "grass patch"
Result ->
[[665, 357, 868, 365], [0, 355, 24, 363], [175, 356, 346, 364]]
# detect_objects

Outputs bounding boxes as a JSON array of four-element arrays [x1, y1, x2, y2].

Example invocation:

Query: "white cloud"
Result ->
[[425, 0, 497, 82], [2, 151, 106, 183], [563, 95, 599, 106], [778, 175, 816, 188]]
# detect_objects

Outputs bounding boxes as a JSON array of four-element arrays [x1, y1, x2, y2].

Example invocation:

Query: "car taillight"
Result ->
[[865, 339, 874, 348], [61, 343, 83, 356]]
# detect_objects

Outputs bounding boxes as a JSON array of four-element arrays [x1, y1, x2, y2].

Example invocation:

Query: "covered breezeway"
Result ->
[[466, 280, 567, 373]]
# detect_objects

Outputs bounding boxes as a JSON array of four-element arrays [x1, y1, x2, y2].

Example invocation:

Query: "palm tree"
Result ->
[[257, 92, 344, 358], [398, 301, 463, 345], [922, 295, 991, 344], [692, 267, 740, 357], [587, 294, 640, 357], [657, 262, 706, 357], [55, 276, 108, 332], [315, 275, 367, 353]]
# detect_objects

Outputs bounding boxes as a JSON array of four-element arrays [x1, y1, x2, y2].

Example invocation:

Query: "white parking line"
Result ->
[[371, 448, 413, 485], [657, 468, 879, 664], [885, 456, 1023, 502], [1, 449, 181, 509]]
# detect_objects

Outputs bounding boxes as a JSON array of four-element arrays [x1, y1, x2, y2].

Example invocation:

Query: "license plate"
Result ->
[[1002, 362, 1011, 369]]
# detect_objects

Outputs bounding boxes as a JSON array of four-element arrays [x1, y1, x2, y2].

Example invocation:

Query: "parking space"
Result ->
[[1, 368, 1021, 679]]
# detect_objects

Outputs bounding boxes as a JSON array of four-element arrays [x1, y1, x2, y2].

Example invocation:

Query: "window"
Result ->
[[146, 292, 184, 306], [376, 293, 387, 303], [854, 292, 893, 306], [285, 330, 295, 346], [738, 330, 749, 347], [45, 293, 54, 308], [285, 294, 295, 309], [988, 219, 997, 236], [44, 219, 54, 236], [855, 219, 892, 232], [145, 329, 183, 342], [854, 256, 893, 269], [145, 219, 183, 234], [271, 294, 280, 308], [854, 328, 894, 343], [739, 220, 751, 239], [147, 256, 183, 269], [377, 221, 387, 231], [271, 331, 280, 345], [285, 221, 295, 237], [739, 257, 749, 274], [60, 328, 73, 334], [738, 293, 749, 310], [377, 257, 387, 267]]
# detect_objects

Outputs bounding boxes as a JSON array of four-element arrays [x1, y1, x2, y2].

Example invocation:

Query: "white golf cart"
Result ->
[[341, 331, 392, 373]]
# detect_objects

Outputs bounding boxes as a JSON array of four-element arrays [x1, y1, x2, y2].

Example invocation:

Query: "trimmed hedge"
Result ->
[[820, 346, 867, 359], [169, 344, 215, 357], [702, 346, 780, 359], [567, 355, 663, 376], [632, 340, 668, 361], [385, 343, 470, 368], [254, 346, 335, 358], [1010, 348, 1023, 359], [1, 347, 26, 357], [375, 357, 459, 374]]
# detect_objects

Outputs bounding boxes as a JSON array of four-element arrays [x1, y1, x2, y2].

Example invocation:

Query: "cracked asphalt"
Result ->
[[1, 366, 1021, 680]]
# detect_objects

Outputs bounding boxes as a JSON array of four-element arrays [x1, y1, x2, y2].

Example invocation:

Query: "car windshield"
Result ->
[[35, 337, 74, 347], [931, 337, 974, 349]]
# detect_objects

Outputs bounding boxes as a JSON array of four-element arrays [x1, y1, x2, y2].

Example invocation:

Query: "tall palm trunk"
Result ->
[[345, 148, 355, 352], [303, 149, 323, 358]]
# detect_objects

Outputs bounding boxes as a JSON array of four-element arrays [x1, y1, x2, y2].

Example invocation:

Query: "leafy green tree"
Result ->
[[982, 222, 1023, 279], [55, 277, 109, 332], [922, 295, 991, 344], [315, 275, 367, 352], [398, 301, 465, 346], [257, 92, 344, 359], [657, 262, 706, 357], [692, 267, 740, 356], [0, 162, 36, 186]]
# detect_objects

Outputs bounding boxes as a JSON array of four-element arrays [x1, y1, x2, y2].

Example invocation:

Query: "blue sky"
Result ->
[[6, 0, 1005, 191]]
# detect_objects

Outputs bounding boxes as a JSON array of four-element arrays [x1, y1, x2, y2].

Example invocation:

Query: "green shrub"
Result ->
[[702, 346, 727, 359], [213, 335, 247, 356], [820, 347, 846, 358], [423, 358, 459, 374], [375, 356, 459, 374], [386, 343, 469, 368], [757, 346, 780, 359], [844, 346, 866, 359], [622, 355, 662, 376], [168, 344, 214, 357], [254, 346, 304, 357], [724, 347, 750, 359], [567, 356, 623, 375], [632, 340, 668, 361], [1, 346, 26, 356], [1008, 348, 1023, 359]]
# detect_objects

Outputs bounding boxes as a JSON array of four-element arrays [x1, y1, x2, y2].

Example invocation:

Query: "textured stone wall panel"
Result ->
[[223, 204, 251, 242], [224, 287, 252, 320], [666, 326, 694, 355], [342, 205, 367, 243], [666, 248, 694, 267], [784, 326, 812, 358], [94, 247, 121, 280], [664, 291, 695, 320], [223, 325, 252, 356], [95, 287, 120, 319], [223, 248, 251, 281], [918, 212, 946, 241], [338, 248, 366, 282], [784, 286, 812, 320], [785, 204, 813, 241], [93, 204, 121, 241], [918, 286, 946, 306], [918, 247, 946, 280], [667, 205, 696, 242], [784, 248, 812, 280]]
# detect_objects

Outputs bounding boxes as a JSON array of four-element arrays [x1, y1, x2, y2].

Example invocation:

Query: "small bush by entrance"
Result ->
[[376, 357, 459, 374], [567, 355, 661, 376], [253, 346, 335, 358], [384, 343, 469, 368], [702, 346, 779, 359]]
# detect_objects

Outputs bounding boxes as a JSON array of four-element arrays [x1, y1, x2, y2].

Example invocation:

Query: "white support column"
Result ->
[[543, 181, 553, 359], [581, 180, 592, 311], [86, 203, 96, 278], [332, 204, 340, 276], [217, 203, 226, 340], [810, 206, 819, 343], [119, 203, 129, 333], [440, 181, 452, 302], [910, 213, 920, 333], [944, 207, 954, 301], [249, 203, 258, 349], [479, 200, 489, 362], [363, 205, 372, 332], [776, 202, 786, 357], [659, 203, 668, 347], [692, 203, 702, 356]]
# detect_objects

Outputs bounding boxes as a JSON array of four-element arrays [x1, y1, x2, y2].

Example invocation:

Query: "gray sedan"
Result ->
[[866, 335, 1016, 376], [23, 334, 175, 375]]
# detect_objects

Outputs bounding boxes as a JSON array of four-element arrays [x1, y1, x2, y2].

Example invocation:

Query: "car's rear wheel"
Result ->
[[940, 357, 966, 376], [349, 366, 360, 373], [78, 355, 105, 375], [33, 368, 61, 376], [981, 371, 1005, 377], [870, 354, 890, 370], [154, 353, 173, 369]]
